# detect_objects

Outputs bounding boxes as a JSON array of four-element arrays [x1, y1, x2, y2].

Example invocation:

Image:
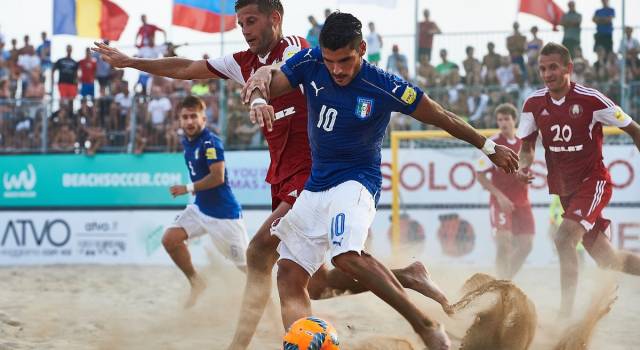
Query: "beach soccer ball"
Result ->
[[282, 316, 340, 350]]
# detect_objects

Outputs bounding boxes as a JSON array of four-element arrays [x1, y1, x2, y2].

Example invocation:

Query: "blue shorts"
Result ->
[[80, 83, 95, 97]]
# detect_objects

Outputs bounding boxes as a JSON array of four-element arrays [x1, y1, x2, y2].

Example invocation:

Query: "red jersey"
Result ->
[[477, 133, 530, 206], [137, 24, 161, 47], [517, 83, 633, 196], [206, 36, 311, 185], [78, 58, 96, 84]]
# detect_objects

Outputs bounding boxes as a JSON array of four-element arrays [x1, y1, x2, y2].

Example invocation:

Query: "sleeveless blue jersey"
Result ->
[[281, 47, 424, 204], [181, 128, 242, 219]]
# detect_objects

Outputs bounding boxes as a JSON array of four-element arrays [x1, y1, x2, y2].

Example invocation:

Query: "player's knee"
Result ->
[[162, 229, 186, 251], [554, 231, 578, 252], [277, 261, 307, 289], [246, 233, 278, 271], [332, 252, 363, 276]]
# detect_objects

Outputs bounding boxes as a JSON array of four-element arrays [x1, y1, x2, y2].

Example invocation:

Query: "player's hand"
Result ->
[[250, 102, 275, 132], [488, 145, 519, 174], [170, 185, 188, 197], [515, 169, 535, 184], [241, 66, 272, 103], [497, 195, 515, 213], [91, 41, 133, 68]]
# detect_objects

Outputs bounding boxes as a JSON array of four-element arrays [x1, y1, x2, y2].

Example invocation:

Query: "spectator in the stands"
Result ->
[[52, 45, 78, 103], [561, 1, 582, 58], [619, 26, 640, 57], [366, 22, 383, 66], [79, 48, 97, 99], [113, 81, 132, 131], [36, 32, 51, 71], [592, 46, 610, 82], [94, 40, 113, 97], [306, 16, 321, 48], [571, 47, 591, 84], [147, 86, 172, 146], [526, 26, 543, 84], [593, 0, 615, 54], [51, 123, 76, 152], [506, 22, 527, 80], [17, 45, 40, 96], [19, 35, 34, 55], [462, 46, 482, 86], [417, 54, 438, 88], [386, 44, 408, 75], [496, 56, 520, 90], [435, 49, 458, 80], [136, 14, 166, 48], [482, 42, 501, 86], [418, 9, 441, 62]]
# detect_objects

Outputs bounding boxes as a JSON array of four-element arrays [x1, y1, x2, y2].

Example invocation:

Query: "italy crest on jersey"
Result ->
[[355, 97, 374, 119]]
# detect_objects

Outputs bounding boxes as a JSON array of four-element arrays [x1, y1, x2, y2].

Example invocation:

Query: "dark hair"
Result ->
[[319, 12, 362, 51], [495, 103, 518, 120], [235, 0, 283, 16], [178, 95, 206, 113], [540, 42, 571, 66]]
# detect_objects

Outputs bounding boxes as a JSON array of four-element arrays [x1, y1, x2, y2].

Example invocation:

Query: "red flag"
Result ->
[[519, 0, 564, 31], [100, 0, 129, 41]]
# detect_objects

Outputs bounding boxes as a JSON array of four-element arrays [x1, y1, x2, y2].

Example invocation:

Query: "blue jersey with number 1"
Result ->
[[181, 128, 241, 219], [281, 47, 424, 204]]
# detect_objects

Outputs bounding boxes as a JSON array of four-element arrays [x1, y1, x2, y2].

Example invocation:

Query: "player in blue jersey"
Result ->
[[243, 13, 519, 349], [162, 95, 249, 308]]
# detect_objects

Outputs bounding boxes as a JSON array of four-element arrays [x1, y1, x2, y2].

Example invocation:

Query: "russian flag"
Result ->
[[172, 0, 236, 33], [53, 0, 129, 41]]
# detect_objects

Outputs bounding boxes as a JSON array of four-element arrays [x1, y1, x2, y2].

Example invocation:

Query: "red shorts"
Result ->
[[560, 177, 612, 249], [490, 202, 535, 235], [270, 169, 310, 211], [58, 83, 78, 99]]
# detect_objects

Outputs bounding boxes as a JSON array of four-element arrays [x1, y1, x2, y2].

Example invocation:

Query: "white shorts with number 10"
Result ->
[[272, 180, 376, 275]]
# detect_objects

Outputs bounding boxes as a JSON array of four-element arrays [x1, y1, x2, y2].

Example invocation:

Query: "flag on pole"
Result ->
[[518, 0, 564, 30], [53, 0, 129, 40], [337, 0, 397, 8], [172, 0, 236, 33]]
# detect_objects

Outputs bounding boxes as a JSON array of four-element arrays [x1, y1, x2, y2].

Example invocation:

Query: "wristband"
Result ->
[[250, 98, 267, 108], [482, 138, 497, 155], [186, 183, 195, 193]]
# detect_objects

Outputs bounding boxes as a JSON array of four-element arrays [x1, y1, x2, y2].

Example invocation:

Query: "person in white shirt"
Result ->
[[147, 86, 172, 145], [366, 22, 383, 66]]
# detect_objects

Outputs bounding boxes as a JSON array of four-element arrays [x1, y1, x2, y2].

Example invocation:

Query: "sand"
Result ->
[[0, 264, 639, 350]]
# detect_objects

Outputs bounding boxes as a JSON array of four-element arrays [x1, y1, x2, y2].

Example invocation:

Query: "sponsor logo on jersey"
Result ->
[[573, 209, 582, 216], [282, 45, 300, 61], [275, 107, 296, 120], [287, 190, 298, 198], [570, 104, 583, 119], [549, 144, 584, 152], [541, 109, 550, 116], [355, 97, 374, 119], [615, 107, 629, 122], [205, 147, 217, 160], [401, 86, 417, 104], [310, 81, 324, 97]]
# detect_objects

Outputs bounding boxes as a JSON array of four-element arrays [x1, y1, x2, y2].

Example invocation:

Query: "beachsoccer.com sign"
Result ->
[[0, 153, 271, 208]]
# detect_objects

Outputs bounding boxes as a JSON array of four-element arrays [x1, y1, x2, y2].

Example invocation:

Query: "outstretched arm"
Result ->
[[92, 41, 216, 80], [516, 136, 536, 184], [410, 95, 519, 173]]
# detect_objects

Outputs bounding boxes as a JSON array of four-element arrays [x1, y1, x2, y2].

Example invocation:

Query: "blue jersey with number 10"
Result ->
[[281, 47, 424, 204]]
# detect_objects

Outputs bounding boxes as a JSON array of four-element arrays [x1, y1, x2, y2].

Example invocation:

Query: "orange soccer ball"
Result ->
[[282, 317, 340, 350]]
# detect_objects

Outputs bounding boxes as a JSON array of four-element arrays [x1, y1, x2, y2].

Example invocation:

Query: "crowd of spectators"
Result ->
[[1, 2, 639, 154]]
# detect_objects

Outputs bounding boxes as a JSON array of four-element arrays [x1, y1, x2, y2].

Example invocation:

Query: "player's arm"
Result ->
[[243, 66, 295, 132], [476, 171, 515, 212], [621, 120, 640, 151], [515, 136, 536, 184], [91, 41, 217, 80], [410, 95, 519, 173], [170, 162, 225, 197]]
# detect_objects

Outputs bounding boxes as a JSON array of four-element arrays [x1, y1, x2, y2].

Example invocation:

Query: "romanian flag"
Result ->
[[53, 0, 129, 41], [172, 0, 236, 33]]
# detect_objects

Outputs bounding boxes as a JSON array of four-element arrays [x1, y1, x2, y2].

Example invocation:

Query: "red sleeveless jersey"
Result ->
[[206, 36, 311, 185]]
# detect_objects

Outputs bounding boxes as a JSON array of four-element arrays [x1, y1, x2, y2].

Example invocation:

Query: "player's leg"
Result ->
[[508, 207, 535, 279], [332, 252, 450, 349], [328, 182, 450, 348], [308, 262, 450, 311], [227, 202, 290, 350], [162, 211, 207, 309], [495, 229, 512, 279], [553, 218, 586, 317], [583, 223, 640, 275], [277, 259, 312, 328]]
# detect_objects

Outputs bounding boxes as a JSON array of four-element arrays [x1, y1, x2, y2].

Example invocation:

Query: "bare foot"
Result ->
[[184, 275, 207, 309], [400, 262, 451, 314], [418, 323, 451, 350]]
